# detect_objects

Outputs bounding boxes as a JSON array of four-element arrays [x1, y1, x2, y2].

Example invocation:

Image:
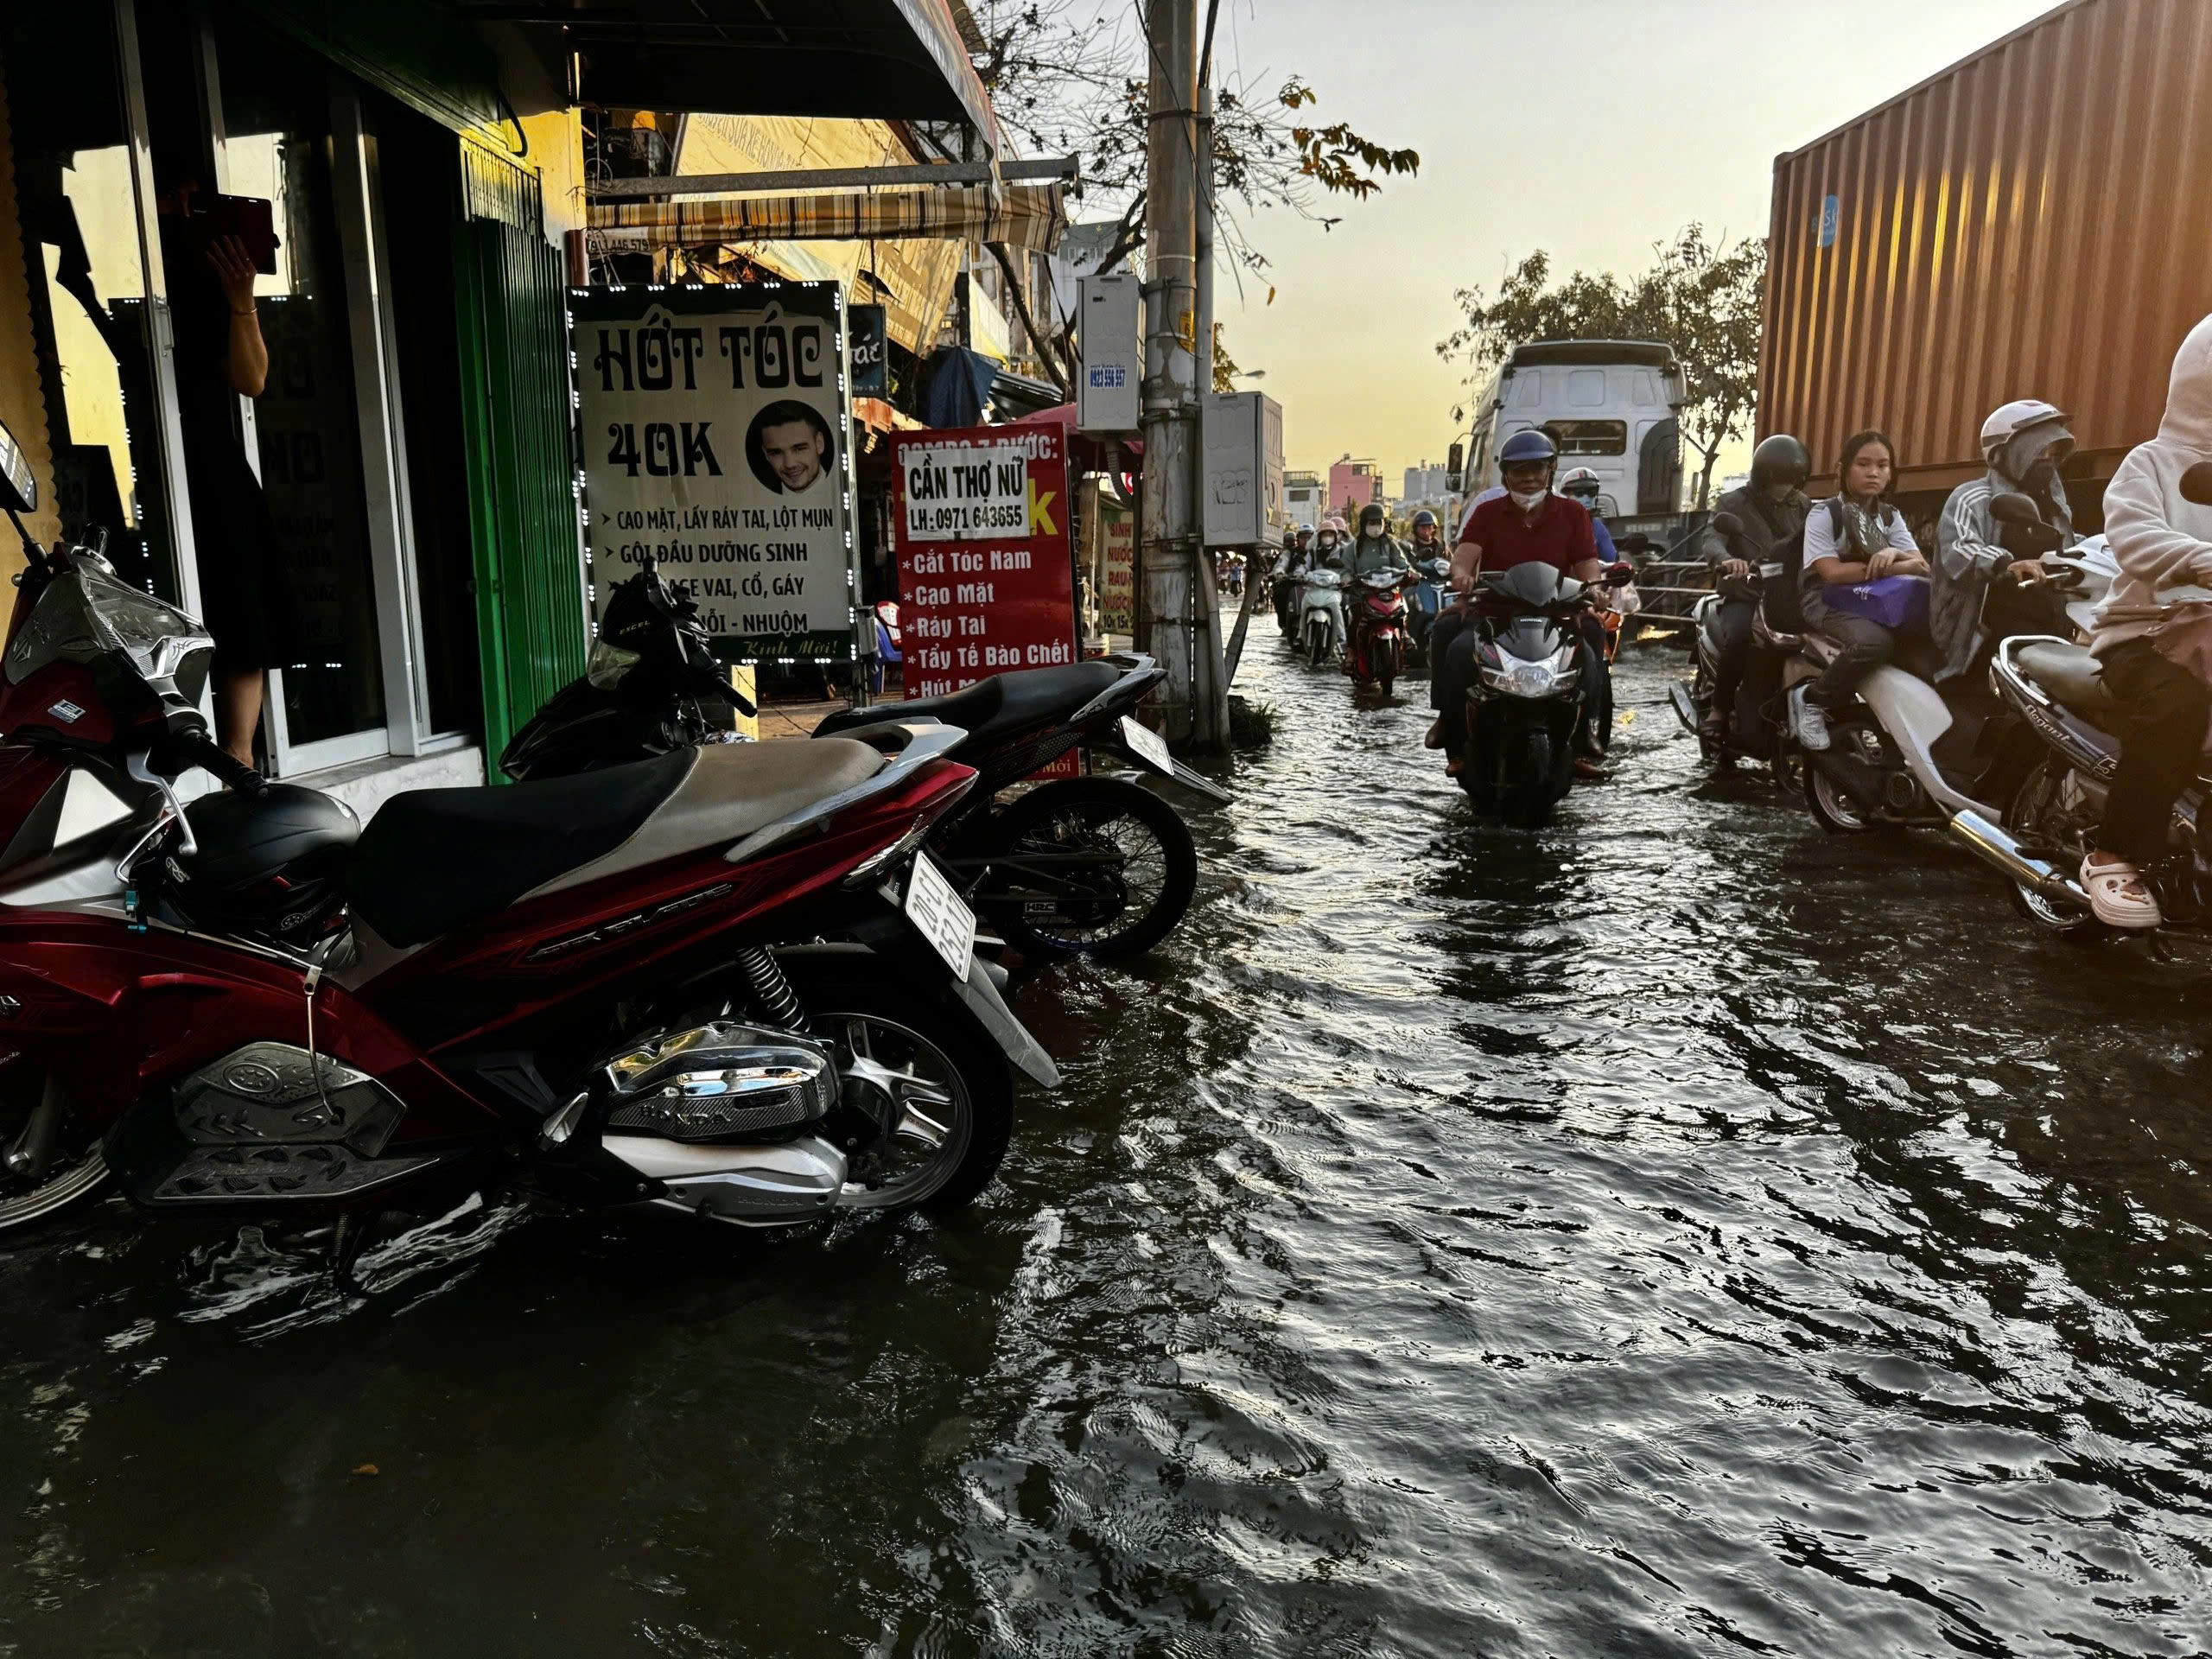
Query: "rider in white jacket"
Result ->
[[2080, 313, 2212, 928]]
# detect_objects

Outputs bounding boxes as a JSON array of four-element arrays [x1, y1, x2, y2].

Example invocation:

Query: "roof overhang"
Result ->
[[449, 0, 997, 145], [589, 182, 1067, 253]]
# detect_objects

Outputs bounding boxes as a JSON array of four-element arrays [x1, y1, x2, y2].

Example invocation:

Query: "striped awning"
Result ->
[[588, 184, 1068, 255]]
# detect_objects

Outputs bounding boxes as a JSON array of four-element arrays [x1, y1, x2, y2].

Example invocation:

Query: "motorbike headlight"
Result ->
[[1478, 658, 1560, 698]]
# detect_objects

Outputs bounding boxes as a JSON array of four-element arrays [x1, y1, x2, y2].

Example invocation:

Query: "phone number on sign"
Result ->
[[906, 503, 1027, 535]]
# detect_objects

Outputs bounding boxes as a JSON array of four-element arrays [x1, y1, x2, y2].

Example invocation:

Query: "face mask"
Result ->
[[2020, 458, 2062, 496], [1510, 489, 1547, 512]]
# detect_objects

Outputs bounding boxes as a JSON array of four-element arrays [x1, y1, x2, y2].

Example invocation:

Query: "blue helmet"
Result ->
[[1497, 429, 1559, 470]]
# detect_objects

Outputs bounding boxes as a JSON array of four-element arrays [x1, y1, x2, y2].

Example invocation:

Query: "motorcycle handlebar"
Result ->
[[151, 729, 267, 796]]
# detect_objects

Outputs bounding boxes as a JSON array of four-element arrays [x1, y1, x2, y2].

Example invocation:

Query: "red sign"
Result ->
[[892, 425, 1078, 701]]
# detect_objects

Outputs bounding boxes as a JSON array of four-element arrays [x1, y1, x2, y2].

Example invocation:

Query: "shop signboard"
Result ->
[[1095, 490, 1135, 636], [891, 423, 1077, 700], [571, 283, 858, 662], [850, 304, 890, 397]]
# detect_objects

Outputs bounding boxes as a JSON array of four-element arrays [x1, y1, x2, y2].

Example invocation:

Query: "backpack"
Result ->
[[1763, 498, 1895, 633]]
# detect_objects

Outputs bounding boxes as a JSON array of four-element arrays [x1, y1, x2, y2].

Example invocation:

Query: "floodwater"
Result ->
[[3, 641, 2210, 1657]]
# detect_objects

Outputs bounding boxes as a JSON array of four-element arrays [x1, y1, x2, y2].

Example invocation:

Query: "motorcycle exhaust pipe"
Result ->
[[1948, 809, 2091, 911]]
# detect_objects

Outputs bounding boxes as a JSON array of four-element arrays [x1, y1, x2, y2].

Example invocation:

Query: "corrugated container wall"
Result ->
[[1760, 0, 2212, 510]]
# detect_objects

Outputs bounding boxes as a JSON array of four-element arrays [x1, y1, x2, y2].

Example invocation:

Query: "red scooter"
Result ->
[[1346, 569, 1413, 696], [0, 424, 1055, 1263]]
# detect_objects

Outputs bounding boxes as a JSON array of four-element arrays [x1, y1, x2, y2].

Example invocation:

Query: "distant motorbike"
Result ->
[[1670, 510, 1790, 766], [1274, 563, 1304, 636], [1300, 567, 1347, 668], [1406, 556, 1452, 670], [1454, 562, 1633, 827], [1346, 569, 1412, 696]]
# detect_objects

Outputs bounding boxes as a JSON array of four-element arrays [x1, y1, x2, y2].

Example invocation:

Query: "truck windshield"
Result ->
[[1546, 421, 1628, 456]]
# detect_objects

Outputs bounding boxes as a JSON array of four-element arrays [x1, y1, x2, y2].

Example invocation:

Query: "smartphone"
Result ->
[[189, 193, 279, 276]]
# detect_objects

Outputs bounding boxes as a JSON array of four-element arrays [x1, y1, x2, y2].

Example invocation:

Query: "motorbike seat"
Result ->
[[2014, 640, 2124, 725], [814, 661, 1122, 747], [346, 739, 885, 947]]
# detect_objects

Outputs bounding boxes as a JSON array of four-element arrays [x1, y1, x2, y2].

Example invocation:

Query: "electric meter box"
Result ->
[[1202, 391, 1285, 548], [1077, 273, 1141, 433]]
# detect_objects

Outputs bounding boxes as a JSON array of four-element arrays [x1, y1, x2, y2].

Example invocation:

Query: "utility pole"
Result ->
[[1189, 82, 1230, 751], [1138, 0, 1199, 745]]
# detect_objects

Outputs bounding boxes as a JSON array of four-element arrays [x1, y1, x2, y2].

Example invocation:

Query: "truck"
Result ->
[[1758, 0, 2212, 526], [1456, 340, 1685, 519]]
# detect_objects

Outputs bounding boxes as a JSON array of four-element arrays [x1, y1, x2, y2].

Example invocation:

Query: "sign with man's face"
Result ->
[[571, 283, 857, 663]]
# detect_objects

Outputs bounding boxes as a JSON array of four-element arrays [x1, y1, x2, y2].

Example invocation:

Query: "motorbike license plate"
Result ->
[[1120, 715, 1173, 776], [905, 853, 977, 977]]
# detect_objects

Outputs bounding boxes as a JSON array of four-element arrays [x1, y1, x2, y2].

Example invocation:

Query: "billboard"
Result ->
[[891, 424, 1077, 699], [571, 283, 857, 662]]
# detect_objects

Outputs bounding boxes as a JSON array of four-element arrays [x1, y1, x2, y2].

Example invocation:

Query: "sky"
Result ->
[[1197, 0, 2062, 491]]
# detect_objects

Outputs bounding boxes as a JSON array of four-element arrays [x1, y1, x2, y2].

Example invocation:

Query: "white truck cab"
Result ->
[[1459, 340, 1685, 519]]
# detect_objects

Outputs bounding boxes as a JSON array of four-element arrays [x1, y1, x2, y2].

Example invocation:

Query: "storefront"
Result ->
[[0, 0, 1001, 808]]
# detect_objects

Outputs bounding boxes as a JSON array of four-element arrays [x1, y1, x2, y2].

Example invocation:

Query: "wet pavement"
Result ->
[[3, 640, 2209, 1656]]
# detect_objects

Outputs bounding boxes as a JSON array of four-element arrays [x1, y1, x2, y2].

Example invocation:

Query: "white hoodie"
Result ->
[[2091, 312, 2212, 656]]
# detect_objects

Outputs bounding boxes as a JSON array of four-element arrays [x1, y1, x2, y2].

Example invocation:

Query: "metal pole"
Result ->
[[1188, 83, 1229, 752], [1139, 0, 1199, 744]]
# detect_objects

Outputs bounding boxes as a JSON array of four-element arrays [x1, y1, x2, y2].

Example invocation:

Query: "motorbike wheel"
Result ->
[[1501, 729, 1555, 829], [1307, 626, 1327, 669], [2003, 758, 2113, 944], [979, 777, 1198, 960], [0, 1061, 111, 1233], [798, 980, 1016, 1214], [1802, 760, 1874, 835]]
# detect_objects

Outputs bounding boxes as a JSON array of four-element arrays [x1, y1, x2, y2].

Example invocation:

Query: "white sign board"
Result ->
[[1077, 273, 1141, 433], [1202, 390, 1286, 548], [572, 284, 857, 662]]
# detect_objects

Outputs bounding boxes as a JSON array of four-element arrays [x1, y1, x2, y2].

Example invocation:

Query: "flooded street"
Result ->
[[4, 641, 2210, 1657]]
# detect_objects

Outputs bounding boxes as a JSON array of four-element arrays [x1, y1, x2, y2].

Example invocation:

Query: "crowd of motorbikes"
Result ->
[[0, 416, 1230, 1271], [1670, 428, 2212, 948]]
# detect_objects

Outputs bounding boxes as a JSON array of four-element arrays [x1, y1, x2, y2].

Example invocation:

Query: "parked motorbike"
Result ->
[[1406, 556, 1452, 671], [1300, 567, 1347, 668], [502, 561, 1228, 961], [1346, 569, 1412, 696], [1956, 474, 2212, 939], [0, 433, 1056, 1251], [1453, 562, 1632, 827]]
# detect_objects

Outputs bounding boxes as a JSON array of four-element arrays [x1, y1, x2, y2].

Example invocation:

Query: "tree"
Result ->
[[1436, 226, 1768, 509], [964, 0, 1419, 392]]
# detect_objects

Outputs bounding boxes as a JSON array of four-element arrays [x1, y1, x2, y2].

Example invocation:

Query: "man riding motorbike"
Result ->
[[1409, 508, 1445, 561], [1424, 429, 1610, 778], [2076, 315, 2212, 929], [1694, 435, 1812, 741], [1558, 467, 1620, 563], [1933, 400, 2077, 684]]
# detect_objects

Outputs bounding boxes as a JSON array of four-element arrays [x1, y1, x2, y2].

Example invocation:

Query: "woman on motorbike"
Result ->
[[1786, 429, 1936, 753], [2077, 315, 2212, 929]]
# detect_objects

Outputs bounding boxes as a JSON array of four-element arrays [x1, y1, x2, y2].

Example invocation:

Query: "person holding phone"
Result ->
[[156, 173, 299, 772]]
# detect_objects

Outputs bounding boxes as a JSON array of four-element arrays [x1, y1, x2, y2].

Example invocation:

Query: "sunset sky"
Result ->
[[1201, 0, 2060, 490]]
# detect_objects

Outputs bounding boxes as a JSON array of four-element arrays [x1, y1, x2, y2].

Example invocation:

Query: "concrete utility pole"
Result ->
[[1138, 0, 1201, 745], [1189, 82, 1231, 751]]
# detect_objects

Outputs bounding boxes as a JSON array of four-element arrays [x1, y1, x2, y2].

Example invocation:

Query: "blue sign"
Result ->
[[1818, 194, 1840, 250]]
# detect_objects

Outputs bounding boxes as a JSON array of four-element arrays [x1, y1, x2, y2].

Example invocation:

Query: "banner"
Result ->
[[571, 283, 856, 662], [892, 425, 1077, 700], [850, 304, 890, 397], [1096, 494, 1135, 636]]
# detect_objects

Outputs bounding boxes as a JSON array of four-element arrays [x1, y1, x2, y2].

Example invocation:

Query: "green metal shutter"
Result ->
[[454, 142, 586, 769]]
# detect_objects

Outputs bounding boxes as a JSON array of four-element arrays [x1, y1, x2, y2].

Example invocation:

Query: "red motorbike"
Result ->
[[1346, 569, 1413, 696], [0, 428, 1055, 1264]]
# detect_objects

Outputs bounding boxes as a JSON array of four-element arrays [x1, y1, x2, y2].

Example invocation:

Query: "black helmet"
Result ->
[[1497, 429, 1559, 470], [1358, 503, 1387, 531], [1749, 434, 1812, 494], [1410, 509, 1439, 531]]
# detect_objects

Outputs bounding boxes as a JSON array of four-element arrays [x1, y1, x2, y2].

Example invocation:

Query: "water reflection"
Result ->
[[1, 648, 2208, 1656]]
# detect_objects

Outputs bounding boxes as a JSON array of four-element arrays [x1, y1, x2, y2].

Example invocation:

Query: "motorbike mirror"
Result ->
[[1709, 512, 1745, 538], [1987, 491, 2046, 526], [1446, 442, 1465, 493], [1605, 565, 1637, 587], [2182, 461, 2212, 506], [0, 416, 34, 515], [1615, 532, 1656, 554]]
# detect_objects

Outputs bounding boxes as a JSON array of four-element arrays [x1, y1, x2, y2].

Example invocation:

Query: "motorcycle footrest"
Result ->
[[130, 1141, 448, 1206]]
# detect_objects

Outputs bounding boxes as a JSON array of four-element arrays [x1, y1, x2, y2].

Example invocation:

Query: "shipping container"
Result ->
[[1758, 0, 2212, 518]]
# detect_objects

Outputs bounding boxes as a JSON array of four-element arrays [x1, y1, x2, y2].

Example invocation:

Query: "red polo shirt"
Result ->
[[1459, 493, 1597, 575]]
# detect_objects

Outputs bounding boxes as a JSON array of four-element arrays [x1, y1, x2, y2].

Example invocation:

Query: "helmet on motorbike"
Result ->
[[1748, 434, 1812, 495], [1980, 399, 2075, 479], [1558, 467, 1603, 504], [1497, 429, 1558, 472], [1358, 503, 1388, 534], [1410, 509, 1439, 530]]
